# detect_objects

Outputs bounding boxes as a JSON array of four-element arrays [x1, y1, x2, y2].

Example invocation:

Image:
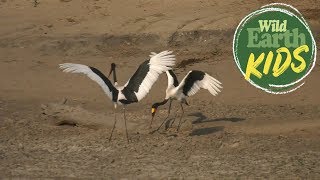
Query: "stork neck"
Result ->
[[159, 98, 169, 105], [112, 67, 117, 84], [154, 99, 169, 108]]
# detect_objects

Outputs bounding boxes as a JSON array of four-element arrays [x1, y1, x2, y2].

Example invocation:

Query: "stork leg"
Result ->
[[109, 108, 117, 142], [154, 99, 172, 132], [123, 106, 129, 143], [176, 103, 185, 132], [169, 107, 180, 127]]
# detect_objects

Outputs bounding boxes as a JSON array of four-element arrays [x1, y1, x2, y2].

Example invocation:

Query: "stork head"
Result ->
[[149, 99, 169, 128], [151, 103, 159, 117], [149, 102, 159, 129], [108, 63, 118, 85]]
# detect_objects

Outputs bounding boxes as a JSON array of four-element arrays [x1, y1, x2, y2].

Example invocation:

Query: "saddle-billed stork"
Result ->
[[150, 69, 222, 132], [59, 50, 175, 142]]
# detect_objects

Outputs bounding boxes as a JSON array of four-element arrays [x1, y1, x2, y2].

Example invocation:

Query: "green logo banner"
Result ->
[[233, 3, 317, 94]]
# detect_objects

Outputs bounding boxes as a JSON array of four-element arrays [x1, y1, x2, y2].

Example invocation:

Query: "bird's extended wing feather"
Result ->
[[178, 70, 222, 97], [59, 63, 118, 101], [166, 70, 179, 88], [122, 50, 175, 102]]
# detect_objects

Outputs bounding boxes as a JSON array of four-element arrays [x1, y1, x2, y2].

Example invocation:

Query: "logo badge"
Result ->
[[233, 3, 317, 94]]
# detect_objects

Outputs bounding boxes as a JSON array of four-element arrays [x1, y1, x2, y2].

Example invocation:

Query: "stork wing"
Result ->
[[178, 70, 222, 97], [122, 50, 175, 103], [166, 70, 179, 87], [59, 63, 118, 101]]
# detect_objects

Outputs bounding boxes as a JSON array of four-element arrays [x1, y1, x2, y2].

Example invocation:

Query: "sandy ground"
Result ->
[[0, 0, 320, 178]]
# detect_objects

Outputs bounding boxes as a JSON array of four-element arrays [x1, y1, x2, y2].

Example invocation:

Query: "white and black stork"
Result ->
[[150, 69, 222, 132], [59, 50, 175, 142]]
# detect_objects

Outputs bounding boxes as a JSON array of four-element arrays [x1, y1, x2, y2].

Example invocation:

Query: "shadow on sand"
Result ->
[[189, 126, 224, 136], [188, 112, 245, 124]]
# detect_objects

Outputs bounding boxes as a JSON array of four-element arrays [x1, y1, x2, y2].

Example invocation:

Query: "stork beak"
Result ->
[[149, 115, 154, 128], [150, 108, 156, 128], [108, 63, 115, 78]]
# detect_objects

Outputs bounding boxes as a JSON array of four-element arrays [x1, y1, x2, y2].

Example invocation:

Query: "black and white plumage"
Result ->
[[59, 50, 175, 142], [150, 69, 222, 132]]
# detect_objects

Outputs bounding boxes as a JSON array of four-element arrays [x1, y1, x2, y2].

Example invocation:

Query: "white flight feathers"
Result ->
[[59, 50, 176, 103]]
